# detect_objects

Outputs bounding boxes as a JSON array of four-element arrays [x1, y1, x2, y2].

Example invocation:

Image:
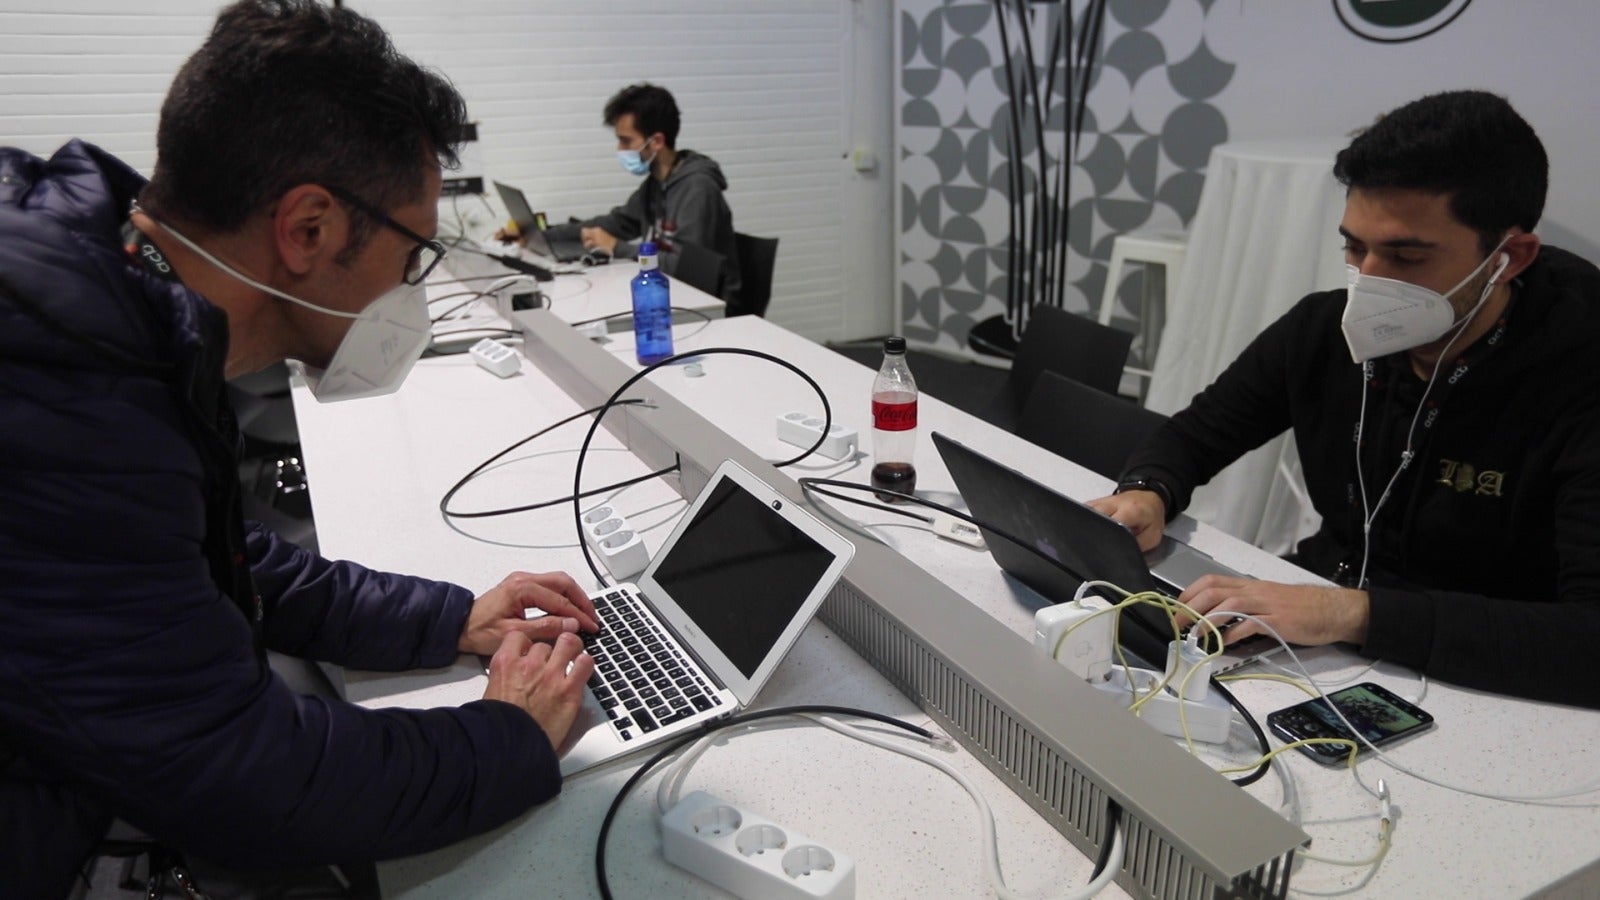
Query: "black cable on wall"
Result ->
[[990, 0, 1111, 343]]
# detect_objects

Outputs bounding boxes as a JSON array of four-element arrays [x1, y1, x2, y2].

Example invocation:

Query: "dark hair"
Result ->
[[141, 0, 469, 256], [603, 83, 681, 149], [1333, 90, 1548, 254]]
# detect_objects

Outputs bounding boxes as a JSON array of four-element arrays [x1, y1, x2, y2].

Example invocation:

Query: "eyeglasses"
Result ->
[[322, 184, 446, 285]]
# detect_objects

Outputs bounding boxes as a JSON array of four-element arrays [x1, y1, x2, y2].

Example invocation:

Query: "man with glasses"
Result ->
[[0, 2, 598, 896]]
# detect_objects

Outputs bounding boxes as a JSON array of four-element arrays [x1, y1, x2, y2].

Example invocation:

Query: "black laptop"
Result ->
[[492, 180, 586, 262], [931, 432, 1280, 671]]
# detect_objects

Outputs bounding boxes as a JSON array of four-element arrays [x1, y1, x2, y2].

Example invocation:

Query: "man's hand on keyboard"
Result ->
[[459, 570, 601, 655], [484, 631, 594, 746]]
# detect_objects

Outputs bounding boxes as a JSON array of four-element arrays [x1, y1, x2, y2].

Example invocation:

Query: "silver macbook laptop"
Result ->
[[931, 432, 1281, 674], [556, 460, 855, 775], [492, 180, 586, 262]]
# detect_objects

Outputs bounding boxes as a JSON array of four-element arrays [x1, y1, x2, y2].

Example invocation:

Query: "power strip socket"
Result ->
[[579, 501, 650, 581], [1094, 667, 1233, 745], [470, 337, 520, 378], [577, 319, 611, 341], [660, 791, 855, 900], [775, 412, 858, 461]]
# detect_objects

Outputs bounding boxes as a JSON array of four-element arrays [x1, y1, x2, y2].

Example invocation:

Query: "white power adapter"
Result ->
[[579, 501, 650, 581], [775, 412, 858, 461], [660, 791, 855, 900], [930, 514, 985, 547], [1164, 633, 1218, 702], [1033, 603, 1114, 682]]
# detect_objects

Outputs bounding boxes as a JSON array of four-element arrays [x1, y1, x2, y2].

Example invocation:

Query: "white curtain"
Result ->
[[1144, 139, 1351, 553]]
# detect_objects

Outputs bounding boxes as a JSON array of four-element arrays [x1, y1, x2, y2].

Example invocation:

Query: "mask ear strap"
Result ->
[[132, 201, 360, 320]]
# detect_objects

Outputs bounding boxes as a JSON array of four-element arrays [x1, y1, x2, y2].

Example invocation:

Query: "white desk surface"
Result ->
[[290, 314, 1600, 899], [432, 249, 725, 336]]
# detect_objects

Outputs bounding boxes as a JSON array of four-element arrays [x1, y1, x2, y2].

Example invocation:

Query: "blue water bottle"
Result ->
[[630, 241, 674, 365]]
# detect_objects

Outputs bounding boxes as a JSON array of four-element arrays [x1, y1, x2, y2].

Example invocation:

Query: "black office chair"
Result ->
[[1018, 370, 1169, 479], [667, 239, 726, 301], [979, 303, 1134, 433], [228, 362, 319, 552], [732, 232, 779, 317]]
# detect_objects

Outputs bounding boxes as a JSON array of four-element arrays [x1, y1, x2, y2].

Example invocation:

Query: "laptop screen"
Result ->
[[931, 432, 1178, 664], [493, 180, 537, 232], [650, 476, 838, 677]]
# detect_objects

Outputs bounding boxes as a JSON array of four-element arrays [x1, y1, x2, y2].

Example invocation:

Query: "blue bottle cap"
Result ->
[[639, 241, 658, 256]]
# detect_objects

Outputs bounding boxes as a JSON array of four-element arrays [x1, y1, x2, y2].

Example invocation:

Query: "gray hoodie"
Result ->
[[553, 149, 741, 307]]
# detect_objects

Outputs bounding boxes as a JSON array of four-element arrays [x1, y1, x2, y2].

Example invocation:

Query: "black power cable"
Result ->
[[570, 347, 833, 586], [989, 1, 1111, 328], [429, 289, 492, 323], [1014, 0, 1050, 327], [1212, 679, 1272, 786], [437, 399, 672, 519], [567, 306, 715, 329], [993, 0, 1025, 331], [1066, 1, 1109, 312], [1046, 4, 1070, 311]]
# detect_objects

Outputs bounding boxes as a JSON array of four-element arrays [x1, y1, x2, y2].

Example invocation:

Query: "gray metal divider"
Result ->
[[514, 310, 1307, 899]]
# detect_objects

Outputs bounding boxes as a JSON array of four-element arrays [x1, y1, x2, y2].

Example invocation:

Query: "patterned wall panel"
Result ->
[[898, 0, 1236, 360]]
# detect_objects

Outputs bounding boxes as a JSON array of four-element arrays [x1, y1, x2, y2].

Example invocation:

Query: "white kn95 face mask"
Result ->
[[1339, 237, 1511, 364], [141, 207, 431, 402]]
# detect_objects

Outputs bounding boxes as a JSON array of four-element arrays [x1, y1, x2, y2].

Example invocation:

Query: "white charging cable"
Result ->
[[1206, 610, 1600, 803], [1351, 253, 1509, 589], [1288, 779, 1394, 897]]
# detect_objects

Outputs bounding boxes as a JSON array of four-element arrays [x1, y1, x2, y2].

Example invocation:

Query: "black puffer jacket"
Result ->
[[0, 141, 561, 897]]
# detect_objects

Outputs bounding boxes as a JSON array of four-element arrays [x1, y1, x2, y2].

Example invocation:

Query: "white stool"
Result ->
[[1097, 232, 1187, 400]]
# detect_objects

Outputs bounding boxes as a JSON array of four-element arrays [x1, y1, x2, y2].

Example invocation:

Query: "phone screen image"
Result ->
[[1305, 684, 1426, 742], [1268, 682, 1433, 762]]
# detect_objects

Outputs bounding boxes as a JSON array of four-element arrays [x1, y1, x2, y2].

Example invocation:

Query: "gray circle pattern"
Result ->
[[899, 0, 1236, 357]]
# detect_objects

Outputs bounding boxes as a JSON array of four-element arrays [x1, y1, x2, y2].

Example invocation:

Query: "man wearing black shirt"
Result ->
[[1091, 91, 1600, 709]]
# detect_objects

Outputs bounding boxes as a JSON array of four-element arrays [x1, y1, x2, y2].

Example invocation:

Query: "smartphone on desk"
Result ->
[[1267, 682, 1434, 764]]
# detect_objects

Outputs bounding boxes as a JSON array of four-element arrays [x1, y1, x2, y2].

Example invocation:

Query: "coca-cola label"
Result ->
[[872, 398, 917, 431]]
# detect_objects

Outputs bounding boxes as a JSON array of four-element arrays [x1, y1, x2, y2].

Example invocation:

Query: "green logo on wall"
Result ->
[[1333, 0, 1474, 43]]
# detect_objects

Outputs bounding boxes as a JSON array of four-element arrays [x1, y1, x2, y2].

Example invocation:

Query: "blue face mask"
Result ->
[[617, 145, 653, 176]]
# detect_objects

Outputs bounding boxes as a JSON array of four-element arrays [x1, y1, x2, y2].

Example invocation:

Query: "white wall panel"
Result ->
[[0, 4, 214, 174], [0, 0, 895, 341], [352, 0, 891, 340]]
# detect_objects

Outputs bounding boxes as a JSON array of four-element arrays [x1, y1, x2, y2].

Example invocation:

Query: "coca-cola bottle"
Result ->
[[871, 337, 918, 501]]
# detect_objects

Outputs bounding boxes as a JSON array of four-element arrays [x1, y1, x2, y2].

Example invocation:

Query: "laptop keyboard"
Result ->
[[584, 588, 722, 742]]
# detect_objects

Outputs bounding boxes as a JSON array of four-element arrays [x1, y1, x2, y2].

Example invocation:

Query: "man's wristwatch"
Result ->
[[1114, 476, 1176, 522]]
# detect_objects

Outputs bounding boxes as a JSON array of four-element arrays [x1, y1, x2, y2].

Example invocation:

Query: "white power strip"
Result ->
[[470, 337, 520, 377], [661, 791, 855, 900], [1034, 605, 1232, 744], [579, 501, 650, 581], [775, 412, 858, 461], [1094, 668, 1233, 745]]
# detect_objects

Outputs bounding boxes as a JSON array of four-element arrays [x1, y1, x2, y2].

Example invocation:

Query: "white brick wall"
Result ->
[[0, 0, 895, 340]]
